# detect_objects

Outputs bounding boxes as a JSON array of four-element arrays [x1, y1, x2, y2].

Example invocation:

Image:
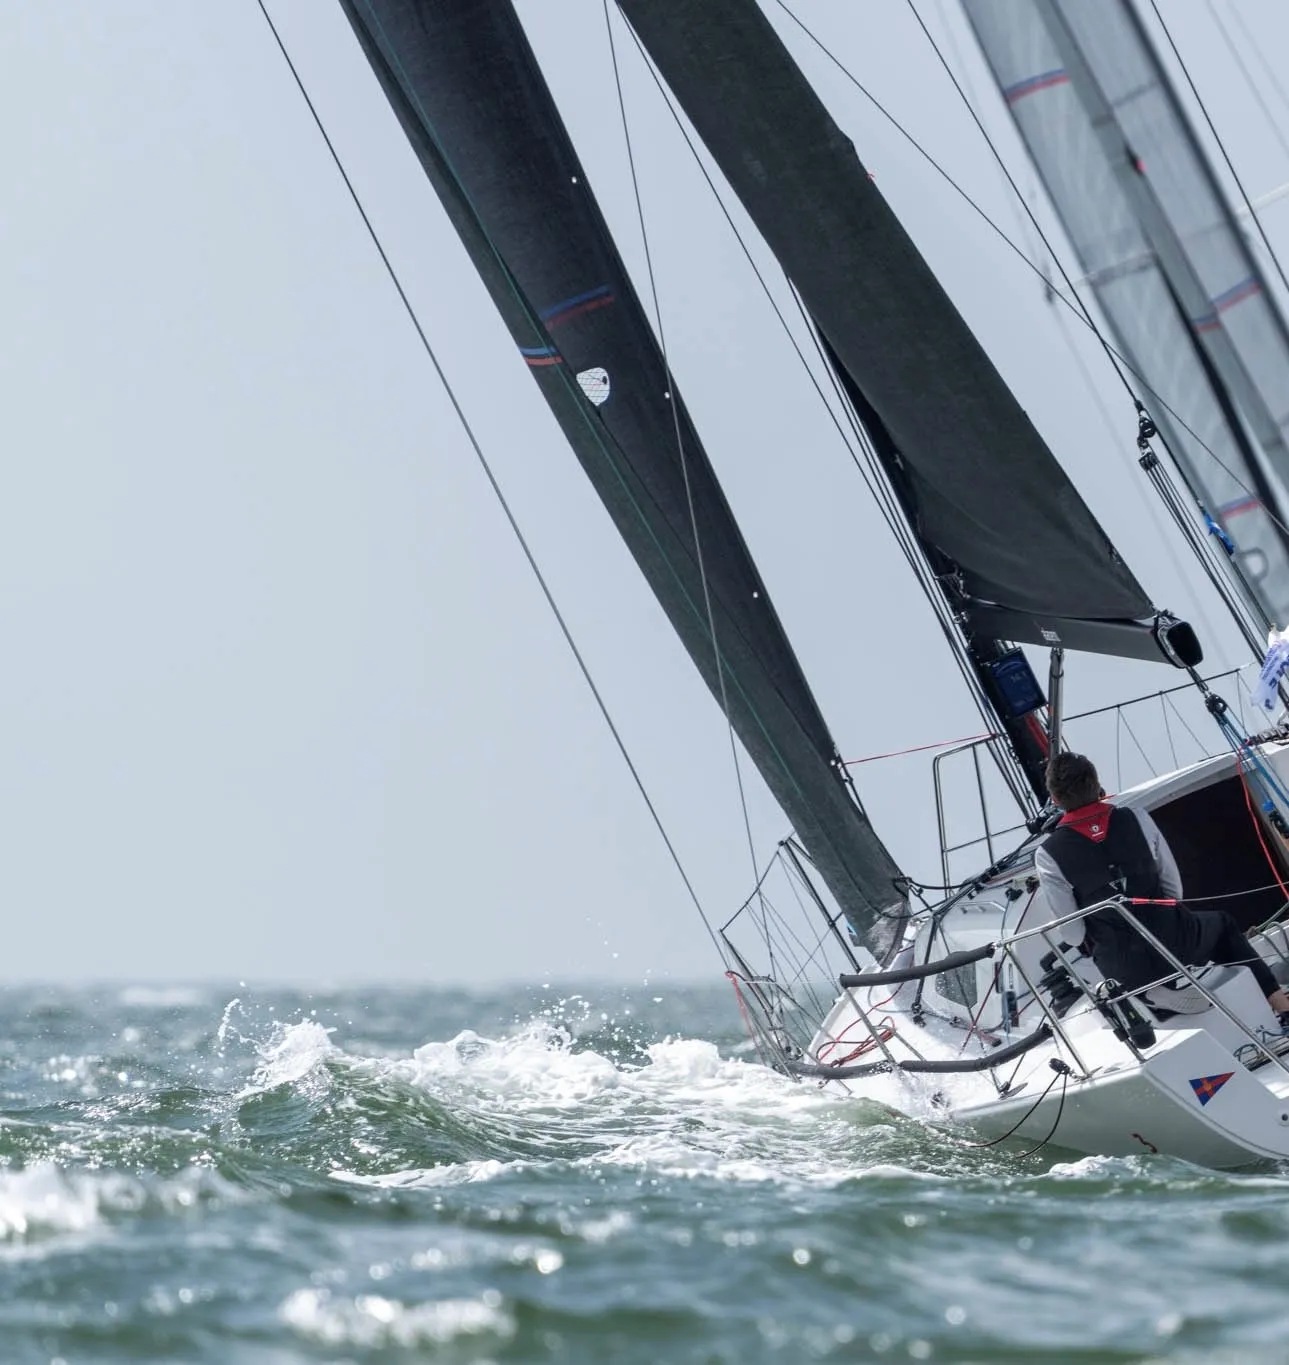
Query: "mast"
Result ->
[[338, 0, 906, 940], [963, 0, 1289, 633], [618, 0, 1201, 800]]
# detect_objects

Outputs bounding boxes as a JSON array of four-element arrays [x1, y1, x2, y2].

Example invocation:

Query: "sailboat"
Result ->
[[332, 0, 1289, 1166]]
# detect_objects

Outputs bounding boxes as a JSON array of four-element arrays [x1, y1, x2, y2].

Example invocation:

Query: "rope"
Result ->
[[344, 4, 830, 866], [726, 971, 776, 1069], [1184, 881, 1289, 905], [1215, 1, 1289, 158], [1160, 691, 1180, 770], [256, 0, 728, 963], [1235, 753, 1289, 901], [601, 0, 773, 965], [959, 1064, 1070, 1156], [823, 1018, 897, 1068], [618, 9, 1035, 814], [844, 732, 998, 765], [1042, 298, 1233, 652], [1203, 0, 1289, 169], [959, 988, 1003, 1057]]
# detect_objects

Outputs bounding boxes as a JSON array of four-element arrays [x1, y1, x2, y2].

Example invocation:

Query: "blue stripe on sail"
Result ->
[[1193, 278, 1261, 331], [540, 284, 614, 326], [1004, 69, 1068, 104], [518, 343, 562, 367], [1212, 277, 1261, 311]]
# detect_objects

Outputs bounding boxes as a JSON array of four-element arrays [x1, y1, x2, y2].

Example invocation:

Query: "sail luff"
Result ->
[[338, 0, 906, 937], [618, 0, 1198, 671]]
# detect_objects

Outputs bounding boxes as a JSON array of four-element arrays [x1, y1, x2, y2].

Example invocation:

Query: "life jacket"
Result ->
[[1042, 804, 1195, 991]]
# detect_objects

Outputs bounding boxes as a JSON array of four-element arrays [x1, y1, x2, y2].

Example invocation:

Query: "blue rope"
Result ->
[[1212, 704, 1289, 815]]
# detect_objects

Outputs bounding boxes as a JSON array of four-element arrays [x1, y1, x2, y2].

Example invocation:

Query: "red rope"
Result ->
[[815, 982, 901, 1063], [828, 1018, 896, 1066], [725, 970, 756, 1042], [1236, 757, 1289, 900]]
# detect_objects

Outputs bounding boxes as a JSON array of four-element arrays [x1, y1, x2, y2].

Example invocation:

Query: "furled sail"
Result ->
[[339, 0, 906, 936], [618, 0, 1199, 669], [963, 0, 1289, 630]]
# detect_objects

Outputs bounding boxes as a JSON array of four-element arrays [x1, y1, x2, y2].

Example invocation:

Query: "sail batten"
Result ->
[[963, 0, 1289, 629], [340, 0, 906, 937], [619, 0, 1194, 669]]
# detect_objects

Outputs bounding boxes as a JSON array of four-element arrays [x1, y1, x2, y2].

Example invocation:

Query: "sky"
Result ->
[[2, 1, 1289, 983]]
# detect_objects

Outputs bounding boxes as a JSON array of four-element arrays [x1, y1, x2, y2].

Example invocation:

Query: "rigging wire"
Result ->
[[253, 0, 728, 964], [896, 0, 1284, 656], [615, 18, 954, 620], [1045, 296, 1231, 653], [1219, 0, 1289, 148], [1147, 0, 1289, 303], [600, 0, 773, 962], [331, 10, 839, 858], [780, 2, 1111, 380], [615, 15, 1033, 813], [772, 0, 1289, 545], [897, 1, 1141, 402], [1204, 0, 1289, 171], [1159, 690, 1179, 768], [781, 278, 1036, 811]]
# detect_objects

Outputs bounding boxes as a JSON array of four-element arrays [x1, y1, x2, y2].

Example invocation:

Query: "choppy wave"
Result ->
[[0, 982, 1287, 1362]]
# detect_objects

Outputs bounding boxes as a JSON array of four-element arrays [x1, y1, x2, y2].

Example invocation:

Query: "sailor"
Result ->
[[1035, 752, 1289, 1018]]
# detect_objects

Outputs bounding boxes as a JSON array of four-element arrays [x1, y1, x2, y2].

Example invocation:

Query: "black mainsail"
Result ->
[[618, 0, 1199, 675], [963, 0, 1289, 631], [339, 0, 906, 937]]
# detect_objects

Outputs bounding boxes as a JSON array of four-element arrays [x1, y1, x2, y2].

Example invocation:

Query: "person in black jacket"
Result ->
[[1035, 752, 1289, 1016]]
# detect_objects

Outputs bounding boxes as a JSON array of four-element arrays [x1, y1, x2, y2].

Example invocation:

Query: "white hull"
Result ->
[[810, 961, 1289, 1167], [956, 1026, 1289, 1168], [796, 742, 1289, 1168]]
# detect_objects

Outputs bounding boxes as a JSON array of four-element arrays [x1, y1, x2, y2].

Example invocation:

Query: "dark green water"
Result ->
[[0, 982, 1286, 1363]]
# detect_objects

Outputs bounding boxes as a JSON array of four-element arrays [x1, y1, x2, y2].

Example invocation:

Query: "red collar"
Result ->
[[1058, 800, 1115, 842]]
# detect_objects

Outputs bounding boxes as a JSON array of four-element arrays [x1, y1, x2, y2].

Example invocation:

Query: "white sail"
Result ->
[[964, 0, 1289, 628]]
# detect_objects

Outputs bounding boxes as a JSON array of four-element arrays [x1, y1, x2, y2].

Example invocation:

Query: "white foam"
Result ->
[[0, 1165, 107, 1238], [280, 1287, 514, 1348], [240, 1020, 336, 1097], [396, 1024, 621, 1104], [321, 1019, 950, 1189], [0, 1163, 248, 1248], [333, 1159, 516, 1190]]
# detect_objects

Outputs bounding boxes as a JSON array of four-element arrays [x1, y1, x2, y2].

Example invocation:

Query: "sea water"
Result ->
[[0, 981, 1286, 1363]]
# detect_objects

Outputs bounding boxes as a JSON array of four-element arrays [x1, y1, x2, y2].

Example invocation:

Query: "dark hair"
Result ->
[[1046, 752, 1101, 810]]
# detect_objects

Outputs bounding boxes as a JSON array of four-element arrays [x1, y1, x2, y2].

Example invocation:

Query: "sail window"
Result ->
[[935, 963, 980, 1010]]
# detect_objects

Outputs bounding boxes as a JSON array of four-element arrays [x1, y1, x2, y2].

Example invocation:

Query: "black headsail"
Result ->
[[617, 2, 1200, 710], [338, 0, 906, 939]]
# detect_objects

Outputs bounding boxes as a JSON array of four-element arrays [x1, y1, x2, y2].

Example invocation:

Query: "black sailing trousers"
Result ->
[[1188, 910, 1279, 1000]]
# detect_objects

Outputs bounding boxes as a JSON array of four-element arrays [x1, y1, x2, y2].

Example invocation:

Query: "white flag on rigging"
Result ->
[[1252, 626, 1289, 712]]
